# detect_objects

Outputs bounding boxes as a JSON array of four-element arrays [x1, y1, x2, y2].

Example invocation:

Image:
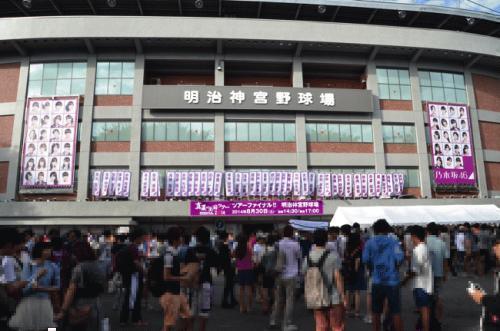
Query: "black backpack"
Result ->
[[147, 255, 166, 298], [115, 245, 135, 275]]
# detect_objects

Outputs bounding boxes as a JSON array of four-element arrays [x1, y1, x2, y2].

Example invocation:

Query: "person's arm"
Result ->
[[334, 269, 347, 307], [54, 282, 76, 321]]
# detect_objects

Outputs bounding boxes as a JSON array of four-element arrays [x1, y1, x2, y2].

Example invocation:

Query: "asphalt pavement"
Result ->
[[104, 273, 494, 331]]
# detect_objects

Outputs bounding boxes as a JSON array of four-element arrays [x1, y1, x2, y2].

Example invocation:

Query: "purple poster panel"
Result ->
[[21, 97, 79, 190], [166, 172, 175, 197], [225, 172, 234, 197], [122, 171, 131, 198], [191, 200, 324, 217], [140, 171, 150, 198], [428, 103, 475, 185], [92, 171, 101, 197]]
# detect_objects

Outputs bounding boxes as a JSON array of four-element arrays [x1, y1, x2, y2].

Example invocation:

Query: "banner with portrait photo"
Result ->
[[427, 103, 475, 186], [21, 96, 79, 191]]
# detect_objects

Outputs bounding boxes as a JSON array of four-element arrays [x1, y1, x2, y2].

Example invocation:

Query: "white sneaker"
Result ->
[[282, 325, 298, 331]]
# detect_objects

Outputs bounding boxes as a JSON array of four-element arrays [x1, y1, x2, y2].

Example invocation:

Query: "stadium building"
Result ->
[[0, 0, 499, 233]]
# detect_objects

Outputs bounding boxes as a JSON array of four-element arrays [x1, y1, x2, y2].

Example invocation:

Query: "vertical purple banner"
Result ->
[[344, 174, 353, 198], [181, 172, 189, 197], [207, 172, 214, 197], [115, 171, 124, 197], [150, 171, 160, 198], [293, 172, 301, 196], [249, 172, 257, 196], [308, 172, 316, 196], [225, 172, 234, 197], [213, 172, 223, 197], [174, 172, 182, 197], [122, 171, 131, 198], [234, 172, 242, 197], [166, 172, 175, 197], [324, 173, 332, 198], [193, 171, 201, 197], [316, 173, 325, 197], [337, 174, 345, 197], [353, 174, 362, 198], [101, 171, 111, 197], [92, 171, 101, 198], [241, 172, 249, 197], [300, 172, 309, 197], [200, 172, 208, 197], [368, 173, 376, 197], [331, 174, 339, 197], [140, 171, 150, 199], [269, 172, 276, 196], [428, 103, 475, 186], [256, 172, 262, 196], [261, 172, 269, 196]]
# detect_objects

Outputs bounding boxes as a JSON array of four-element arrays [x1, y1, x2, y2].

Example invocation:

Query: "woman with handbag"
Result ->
[[55, 241, 106, 331], [9, 242, 60, 331]]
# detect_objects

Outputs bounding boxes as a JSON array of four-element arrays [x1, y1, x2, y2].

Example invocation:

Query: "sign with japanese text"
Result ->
[[91, 170, 130, 199], [20, 96, 79, 191], [427, 103, 476, 186], [190, 200, 323, 217], [143, 86, 374, 113]]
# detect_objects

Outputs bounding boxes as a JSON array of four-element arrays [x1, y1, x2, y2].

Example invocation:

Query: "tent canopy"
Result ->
[[330, 204, 500, 227], [289, 219, 329, 232]]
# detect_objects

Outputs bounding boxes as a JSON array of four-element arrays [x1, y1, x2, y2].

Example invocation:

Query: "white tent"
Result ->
[[330, 204, 500, 227], [289, 219, 329, 232]]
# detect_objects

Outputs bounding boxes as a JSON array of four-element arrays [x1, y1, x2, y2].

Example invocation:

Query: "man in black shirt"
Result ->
[[184, 227, 218, 331], [469, 230, 500, 330], [160, 227, 192, 331], [218, 231, 237, 308]]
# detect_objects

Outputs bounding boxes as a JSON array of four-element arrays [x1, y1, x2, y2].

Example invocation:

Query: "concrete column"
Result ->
[[129, 55, 145, 200], [409, 63, 432, 197], [4, 58, 29, 200], [214, 54, 225, 171], [464, 70, 488, 197], [293, 57, 307, 171], [365, 62, 386, 172], [77, 56, 97, 200]]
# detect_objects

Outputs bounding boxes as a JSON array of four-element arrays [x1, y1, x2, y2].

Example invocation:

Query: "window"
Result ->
[[92, 122, 131, 141], [224, 122, 296, 142], [382, 125, 416, 143], [376, 68, 411, 100], [419, 71, 467, 103], [306, 123, 373, 143], [95, 62, 135, 95], [387, 168, 420, 188], [28, 62, 87, 96], [141, 122, 214, 141]]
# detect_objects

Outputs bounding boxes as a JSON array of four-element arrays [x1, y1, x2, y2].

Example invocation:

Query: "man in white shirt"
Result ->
[[403, 226, 433, 331], [455, 227, 466, 275], [270, 225, 301, 331]]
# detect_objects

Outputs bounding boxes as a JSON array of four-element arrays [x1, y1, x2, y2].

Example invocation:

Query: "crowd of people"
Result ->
[[0, 221, 499, 331]]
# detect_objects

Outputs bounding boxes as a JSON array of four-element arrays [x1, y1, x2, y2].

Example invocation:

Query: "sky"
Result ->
[[366, 0, 500, 15]]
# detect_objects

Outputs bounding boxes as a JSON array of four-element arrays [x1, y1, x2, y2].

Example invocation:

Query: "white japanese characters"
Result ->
[[182, 89, 336, 107]]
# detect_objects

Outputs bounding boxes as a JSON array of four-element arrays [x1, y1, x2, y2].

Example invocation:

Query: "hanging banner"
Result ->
[[225, 172, 234, 197], [360, 173, 368, 198], [308, 172, 316, 196], [427, 103, 475, 186], [174, 172, 182, 197], [166, 172, 175, 197], [317, 173, 325, 197], [249, 172, 257, 196], [368, 173, 376, 197], [241, 172, 249, 197], [187, 172, 195, 196], [109, 172, 117, 198], [285, 172, 293, 196], [92, 170, 101, 197], [115, 171, 124, 197], [213, 172, 223, 197], [300, 172, 309, 196], [207, 171, 214, 197], [181, 172, 189, 197], [122, 171, 131, 198], [191, 200, 324, 217], [101, 171, 111, 197], [150, 171, 160, 198], [324, 173, 332, 198], [353, 174, 362, 198], [386, 173, 394, 197], [234, 172, 242, 197], [255, 172, 262, 196], [337, 174, 345, 197], [380, 173, 388, 197], [275, 172, 283, 196], [20, 96, 79, 191], [261, 172, 269, 196], [193, 171, 201, 197], [200, 171, 208, 197], [331, 174, 339, 197], [293, 172, 301, 197], [140, 171, 150, 198], [344, 174, 353, 198], [269, 172, 276, 196]]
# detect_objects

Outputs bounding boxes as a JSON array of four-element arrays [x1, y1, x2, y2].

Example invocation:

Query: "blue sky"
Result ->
[[376, 0, 500, 15]]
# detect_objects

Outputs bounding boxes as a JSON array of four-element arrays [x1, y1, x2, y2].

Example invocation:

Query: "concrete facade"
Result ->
[[0, 14, 498, 225]]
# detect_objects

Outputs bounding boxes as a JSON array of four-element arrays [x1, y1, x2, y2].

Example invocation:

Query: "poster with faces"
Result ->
[[427, 103, 475, 185], [21, 97, 79, 189]]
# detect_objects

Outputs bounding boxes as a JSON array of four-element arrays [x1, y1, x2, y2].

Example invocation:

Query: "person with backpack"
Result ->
[[269, 225, 302, 331], [184, 226, 218, 331], [303, 229, 346, 331], [402, 226, 434, 331], [158, 227, 192, 331], [362, 219, 404, 331], [344, 232, 366, 319], [117, 228, 148, 327], [55, 241, 106, 331], [260, 234, 279, 315]]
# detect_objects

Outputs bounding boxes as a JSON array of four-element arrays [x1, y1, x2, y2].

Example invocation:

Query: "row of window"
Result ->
[[224, 122, 296, 142], [142, 122, 214, 141], [306, 123, 373, 143], [382, 125, 417, 144], [91, 121, 417, 144], [27, 62, 468, 104]]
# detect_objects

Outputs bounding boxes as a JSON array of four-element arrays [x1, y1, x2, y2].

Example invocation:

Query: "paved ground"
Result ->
[[105, 273, 494, 331]]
